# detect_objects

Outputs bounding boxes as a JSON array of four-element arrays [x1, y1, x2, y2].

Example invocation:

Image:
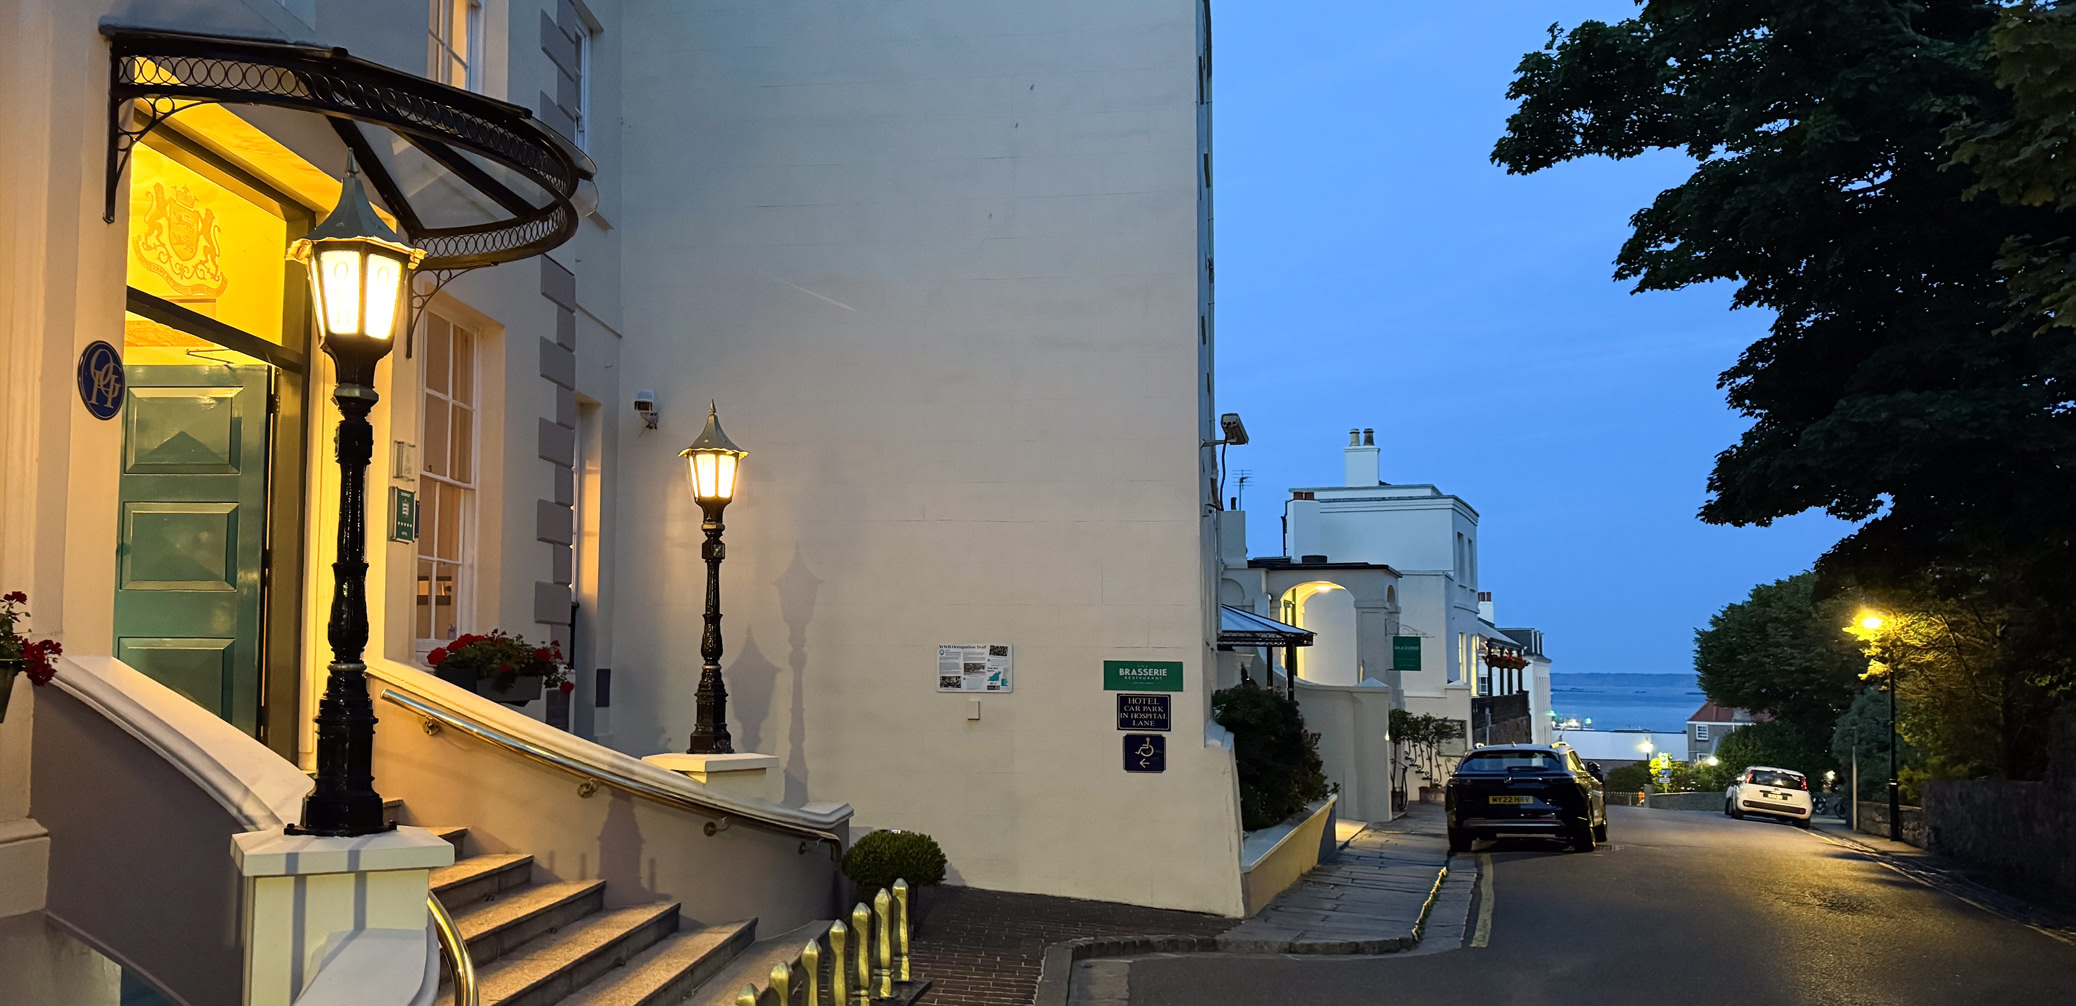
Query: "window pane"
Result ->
[[450, 404, 473, 484], [432, 561, 458, 641], [425, 316, 451, 395], [451, 328, 474, 405], [436, 482, 463, 561], [422, 400, 450, 477], [416, 559, 434, 640], [417, 486, 437, 557]]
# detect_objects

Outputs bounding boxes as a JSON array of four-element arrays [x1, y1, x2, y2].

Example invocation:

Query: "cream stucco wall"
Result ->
[[609, 0, 1243, 914]]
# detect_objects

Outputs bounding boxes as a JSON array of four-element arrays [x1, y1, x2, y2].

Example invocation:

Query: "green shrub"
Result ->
[[1604, 762, 1652, 793], [1212, 679, 1330, 830], [843, 830, 947, 895]]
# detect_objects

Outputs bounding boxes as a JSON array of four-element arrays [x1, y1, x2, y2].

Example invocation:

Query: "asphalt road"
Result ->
[[1127, 805, 2076, 1005]]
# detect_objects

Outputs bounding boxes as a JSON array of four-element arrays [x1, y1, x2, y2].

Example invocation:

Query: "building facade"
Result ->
[[1687, 702, 1762, 763], [5, 10, 1255, 984]]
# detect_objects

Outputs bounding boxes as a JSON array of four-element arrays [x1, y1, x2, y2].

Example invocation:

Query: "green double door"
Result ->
[[114, 365, 272, 734]]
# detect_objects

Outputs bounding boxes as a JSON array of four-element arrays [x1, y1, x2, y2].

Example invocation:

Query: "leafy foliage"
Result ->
[[1851, 605, 2055, 780], [428, 630, 567, 696], [1693, 573, 1866, 745], [1605, 762, 1653, 794], [1714, 720, 1832, 781], [1389, 708, 1466, 793], [1497, 2, 2076, 780], [1950, 2, 2076, 332], [0, 591, 61, 686], [842, 830, 947, 894], [1213, 680, 1330, 830], [1832, 686, 1920, 799]]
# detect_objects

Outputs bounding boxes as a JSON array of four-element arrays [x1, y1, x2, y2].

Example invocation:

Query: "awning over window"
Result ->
[[1218, 605, 1314, 648]]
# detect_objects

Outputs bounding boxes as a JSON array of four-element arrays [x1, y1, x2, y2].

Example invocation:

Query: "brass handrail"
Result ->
[[378, 688, 845, 860], [428, 893, 478, 1006]]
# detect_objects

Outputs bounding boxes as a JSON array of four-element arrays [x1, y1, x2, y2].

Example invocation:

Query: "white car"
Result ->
[[1724, 766, 1813, 827]]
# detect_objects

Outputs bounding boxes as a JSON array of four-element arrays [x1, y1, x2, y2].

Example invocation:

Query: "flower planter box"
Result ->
[[0, 658, 20, 723], [433, 665, 542, 706]]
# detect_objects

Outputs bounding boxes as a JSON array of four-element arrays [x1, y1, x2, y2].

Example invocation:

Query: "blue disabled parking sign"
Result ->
[[1123, 734, 1165, 773]]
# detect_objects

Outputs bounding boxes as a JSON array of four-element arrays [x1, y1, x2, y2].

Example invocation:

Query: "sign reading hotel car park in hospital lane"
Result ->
[[1116, 694, 1172, 732], [1103, 660, 1184, 692]]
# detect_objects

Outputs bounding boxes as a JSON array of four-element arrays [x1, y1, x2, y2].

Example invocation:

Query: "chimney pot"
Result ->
[[1362, 428, 1375, 446], [1348, 428, 1361, 446]]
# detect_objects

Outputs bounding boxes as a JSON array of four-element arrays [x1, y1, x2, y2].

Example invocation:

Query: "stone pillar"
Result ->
[[644, 752, 779, 803], [232, 826, 454, 1006]]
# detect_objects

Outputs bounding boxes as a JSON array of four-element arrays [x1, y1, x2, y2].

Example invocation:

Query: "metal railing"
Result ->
[[377, 688, 845, 859], [736, 880, 918, 1005], [428, 893, 478, 1006]]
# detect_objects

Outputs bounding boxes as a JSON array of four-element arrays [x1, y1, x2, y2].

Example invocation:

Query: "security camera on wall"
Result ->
[[1219, 412, 1249, 445], [633, 390, 659, 430]]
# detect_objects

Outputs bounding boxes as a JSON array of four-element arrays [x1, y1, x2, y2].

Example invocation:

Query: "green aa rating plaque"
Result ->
[[1103, 660, 1183, 692]]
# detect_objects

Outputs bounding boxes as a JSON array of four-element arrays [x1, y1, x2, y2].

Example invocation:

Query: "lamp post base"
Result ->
[[687, 662, 733, 755]]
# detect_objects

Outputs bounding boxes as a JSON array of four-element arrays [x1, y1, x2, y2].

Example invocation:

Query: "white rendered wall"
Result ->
[[611, 1, 1241, 913]]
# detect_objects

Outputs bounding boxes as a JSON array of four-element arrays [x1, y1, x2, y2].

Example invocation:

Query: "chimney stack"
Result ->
[[1344, 426, 1380, 487]]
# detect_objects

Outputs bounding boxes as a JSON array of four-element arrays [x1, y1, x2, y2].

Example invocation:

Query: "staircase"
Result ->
[[393, 802, 828, 1006]]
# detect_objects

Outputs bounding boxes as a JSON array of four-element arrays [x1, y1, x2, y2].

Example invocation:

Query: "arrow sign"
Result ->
[[1123, 734, 1166, 773]]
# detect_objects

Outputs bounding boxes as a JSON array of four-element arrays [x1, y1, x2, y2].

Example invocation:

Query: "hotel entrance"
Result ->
[[115, 132, 311, 750]]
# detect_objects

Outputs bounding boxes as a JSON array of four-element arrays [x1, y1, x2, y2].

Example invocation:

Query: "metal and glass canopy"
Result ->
[[103, 26, 595, 272], [1218, 605, 1315, 648]]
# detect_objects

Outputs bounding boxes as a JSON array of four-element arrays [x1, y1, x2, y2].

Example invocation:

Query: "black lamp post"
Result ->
[[288, 156, 424, 836], [1886, 660, 1901, 842], [680, 403, 747, 754]]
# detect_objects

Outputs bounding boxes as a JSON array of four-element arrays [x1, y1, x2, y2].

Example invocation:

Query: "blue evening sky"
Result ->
[[1213, 2, 1855, 675]]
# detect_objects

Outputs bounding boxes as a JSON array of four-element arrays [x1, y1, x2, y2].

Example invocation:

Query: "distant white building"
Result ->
[[1687, 703, 1764, 762]]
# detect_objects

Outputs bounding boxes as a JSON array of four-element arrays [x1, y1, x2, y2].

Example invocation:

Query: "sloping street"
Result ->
[[1122, 807, 2076, 1005]]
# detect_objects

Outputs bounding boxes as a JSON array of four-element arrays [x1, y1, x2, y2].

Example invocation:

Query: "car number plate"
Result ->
[[1487, 795, 1533, 805]]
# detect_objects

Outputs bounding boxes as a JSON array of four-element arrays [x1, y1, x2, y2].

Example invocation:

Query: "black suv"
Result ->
[[1445, 744, 1608, 853]]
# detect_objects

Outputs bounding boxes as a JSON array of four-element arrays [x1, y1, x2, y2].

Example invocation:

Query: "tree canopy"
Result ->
[[1494, 1, 2076, 616], [1693, 572, 1867, 743]]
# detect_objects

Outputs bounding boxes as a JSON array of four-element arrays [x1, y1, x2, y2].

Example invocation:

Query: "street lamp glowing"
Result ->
[[1703, 755, 1720, 767], [680, 402, 747, 507], [1859, 614, 1885, 632], [1638, 739, 1654, 754], [289, 155, 423, 389]]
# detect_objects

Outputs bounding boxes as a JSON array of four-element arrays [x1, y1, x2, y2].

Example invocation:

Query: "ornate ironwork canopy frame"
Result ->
[[103, 26, 595, 273]]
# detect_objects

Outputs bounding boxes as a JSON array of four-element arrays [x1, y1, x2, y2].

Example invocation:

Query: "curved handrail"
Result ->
[[427, 894, 477, 1006], [377, 687, 846, 860], [46, 655, 309, 830]]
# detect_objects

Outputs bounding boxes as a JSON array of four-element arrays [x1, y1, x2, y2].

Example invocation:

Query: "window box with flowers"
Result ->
[[1, 591, 61, 723], [427, 630, 567, 706]]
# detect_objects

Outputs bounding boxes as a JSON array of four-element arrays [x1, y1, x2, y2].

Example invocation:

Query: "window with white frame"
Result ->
[[1697, 724, 1711, 741], [417, 312, 478, 650], [573, 20, 596, 149], [429, 0, 482, 91]]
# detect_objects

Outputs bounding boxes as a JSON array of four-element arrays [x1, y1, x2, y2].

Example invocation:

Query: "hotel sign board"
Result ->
[[1103, 660, 1183, 692], [1115, 694, 1172, 732]]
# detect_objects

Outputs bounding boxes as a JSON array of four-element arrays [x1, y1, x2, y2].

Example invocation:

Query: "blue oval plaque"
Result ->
[[76, 340, 125, 420]]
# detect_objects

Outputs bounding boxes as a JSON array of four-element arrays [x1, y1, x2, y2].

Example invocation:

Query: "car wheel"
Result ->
[[1570, 822, 1597, 853], [1723, 799, 1733, 817], [1593, 821, 1608, 843], [1729, 802, 1744, 820], [1448, 827, 1472, 854], [1797, 817, 1812, 829]]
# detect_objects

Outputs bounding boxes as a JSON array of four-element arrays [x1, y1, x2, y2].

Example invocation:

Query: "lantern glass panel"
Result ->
[[689, 452, 738, 502], [316, 248, 362, 336], [364, 251, 405, 341]]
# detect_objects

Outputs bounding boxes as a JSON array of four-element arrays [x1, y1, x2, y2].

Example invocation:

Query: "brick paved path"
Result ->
[[907, 886, 1230, 1006]]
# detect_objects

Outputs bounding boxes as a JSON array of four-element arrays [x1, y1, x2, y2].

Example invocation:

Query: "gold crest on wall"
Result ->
[[134, 181, 229, 297]]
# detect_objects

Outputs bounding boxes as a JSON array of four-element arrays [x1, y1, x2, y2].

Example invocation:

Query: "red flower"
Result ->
[[559, 681, 575, 695], [499, 662, 513, 674], [535, 647, 553, 662], [3, 591, 25, 604], [427, 647, 449, 665]]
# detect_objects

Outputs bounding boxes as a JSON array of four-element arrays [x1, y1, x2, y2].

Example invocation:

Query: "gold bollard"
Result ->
[[770, 960, 793, 1006], [735, 983, 759, 1006], [830, 920, 850, 1005], [893, 879, 911, 983], [850, 903, 872, 1004], [802, 940, 822, 1006], [874, 889, 893, 998]]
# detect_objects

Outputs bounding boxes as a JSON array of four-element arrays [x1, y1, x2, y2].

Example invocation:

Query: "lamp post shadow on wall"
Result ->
[[289, 157, 424, 836], [681, 403, 747, 755]]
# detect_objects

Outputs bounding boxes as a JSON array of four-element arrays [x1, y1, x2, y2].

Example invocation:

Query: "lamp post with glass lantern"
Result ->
[[681, 403, 747, 754], [1850, 612, 1901, 842], [288, 156, 424, 836]]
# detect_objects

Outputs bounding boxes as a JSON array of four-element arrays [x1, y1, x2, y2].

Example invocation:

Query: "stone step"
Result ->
[[684, 921, 832, 1006], [384, 798, 405, 824], [428, 824, 470, 857], [433, 853, 534, 907], [557, 920, 757, 1006], [455, 880, 608, 966], [447, 902, 682, 1006]]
